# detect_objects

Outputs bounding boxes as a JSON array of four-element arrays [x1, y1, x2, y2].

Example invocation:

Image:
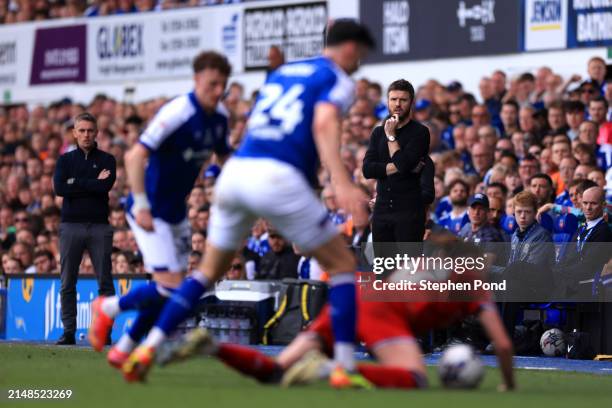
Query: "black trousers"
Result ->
[[372, 207, 425, 243], [371, 207, 425, 271], [59, 222, 115, 333]]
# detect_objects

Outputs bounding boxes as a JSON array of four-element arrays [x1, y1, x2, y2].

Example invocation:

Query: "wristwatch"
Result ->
[[386, 134, 396, 142]]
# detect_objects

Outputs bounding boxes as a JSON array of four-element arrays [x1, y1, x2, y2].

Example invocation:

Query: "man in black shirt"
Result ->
[[53, 112, 116, 345], [363, 79, 430, 243]]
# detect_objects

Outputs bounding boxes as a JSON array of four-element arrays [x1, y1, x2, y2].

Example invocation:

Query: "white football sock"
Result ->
[[101, 297, 120, 318]]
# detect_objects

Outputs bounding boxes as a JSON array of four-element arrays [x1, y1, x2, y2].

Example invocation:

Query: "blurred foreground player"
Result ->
[[109, 19, 375, 382], [88, 51, 232, 366], [159, 241, 515, 391]]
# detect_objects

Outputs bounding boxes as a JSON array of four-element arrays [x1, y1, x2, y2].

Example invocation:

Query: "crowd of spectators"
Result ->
[[0, 0, 241, 24], [1, 52, 612, 295]]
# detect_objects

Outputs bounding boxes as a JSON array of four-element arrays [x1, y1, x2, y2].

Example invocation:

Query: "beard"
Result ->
[[388, 107, 410, 123], [451, 197, 468, 207]]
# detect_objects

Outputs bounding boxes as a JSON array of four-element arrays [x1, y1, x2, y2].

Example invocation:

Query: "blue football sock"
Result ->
[[118, 282, 167, 311], [127, 301, 166, 342], [154, 277, 209, 335], [329, 273, 357, 344]]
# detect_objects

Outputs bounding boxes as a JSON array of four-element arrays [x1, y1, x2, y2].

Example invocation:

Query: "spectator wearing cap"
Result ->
[[53, 112, 116, 345], [579, 79, 601, 106], [413, 99, 432, 122], [447, 81, 463, 101], [458, 194, 505, 255], [363, 78, 430, 244]]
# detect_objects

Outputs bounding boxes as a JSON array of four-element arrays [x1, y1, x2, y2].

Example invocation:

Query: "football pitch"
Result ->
[[1, 343, 612, 407]]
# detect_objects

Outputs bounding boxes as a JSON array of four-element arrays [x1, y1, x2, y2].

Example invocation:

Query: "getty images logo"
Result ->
[[44, 282, 95, 340], [457, 0, 496, 27]]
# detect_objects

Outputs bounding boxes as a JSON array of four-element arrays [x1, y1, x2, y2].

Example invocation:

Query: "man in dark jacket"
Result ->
[[497, 190, 554, 335], [363, 79, 430, 243], [53, 112, 116, 345], [256, 230, 300, 280], [555, 186, 612, 299]]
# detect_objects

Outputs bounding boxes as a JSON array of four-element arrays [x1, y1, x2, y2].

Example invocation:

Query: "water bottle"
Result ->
[[238, 312, 251, 345], [229, 310, 240, 344], [208, 310, 219, 338], [218, 310, 229, 343]]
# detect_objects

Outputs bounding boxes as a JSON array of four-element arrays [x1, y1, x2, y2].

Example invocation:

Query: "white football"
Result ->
[[540, 328, 566, 357], [438, 344, 484, 389]]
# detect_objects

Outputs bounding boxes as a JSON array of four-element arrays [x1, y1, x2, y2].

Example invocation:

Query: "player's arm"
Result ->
[[313, 102, 368, 227], [478, 305, 515, 391], [125, 143, 153, 231]]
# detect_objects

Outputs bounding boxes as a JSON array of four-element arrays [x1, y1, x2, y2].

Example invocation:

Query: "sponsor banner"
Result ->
[[567, 0, 612, 48], [4, 276, 147, 342], [359, 0, 522, 62], [0, 24, 34, 89], [87, 7, 243, 82], [30, 25, 87, 85], [244, 2, 327, 70], [524, 0, 568, 51]]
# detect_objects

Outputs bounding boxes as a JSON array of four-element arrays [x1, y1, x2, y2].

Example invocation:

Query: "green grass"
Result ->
[[1, 344, 611, 407]]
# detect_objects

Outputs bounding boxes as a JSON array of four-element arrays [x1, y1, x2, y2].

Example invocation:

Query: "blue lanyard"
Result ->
[[577, 219, 602, 253]]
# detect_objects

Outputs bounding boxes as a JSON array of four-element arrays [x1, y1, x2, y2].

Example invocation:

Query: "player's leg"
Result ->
[[107, 299, 167, 368], [359, 340, 428, 389], [125, 163, 256, 381], [250, 160, 359, 373], [89, 217, 186, 352], [307, 238, 358, 372]]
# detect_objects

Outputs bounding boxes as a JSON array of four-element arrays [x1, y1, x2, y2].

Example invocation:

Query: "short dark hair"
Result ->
[[568, 178, 594, 193], [42, 206, 61, 218], [325, 19, 375, 49], [368, 82, 382, 94], [486, 182, 508, 196], [519, 72, 535, 82], [448, 178, 469, 192], [548, 100, 564, 112], [563, 100, 585, 113], [74, 112, 97, 129], [589, 96, 609, 110], [192, 51, 232, 77], [502, 99, 519, 112], [33, 249, 53, 261], [387, 79, 415, 102], [529, 173, 553, 187]]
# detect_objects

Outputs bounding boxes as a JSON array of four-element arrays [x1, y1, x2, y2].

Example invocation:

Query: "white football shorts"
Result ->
[[208, 157, 337, 253], [126, 214, 191, 273]]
